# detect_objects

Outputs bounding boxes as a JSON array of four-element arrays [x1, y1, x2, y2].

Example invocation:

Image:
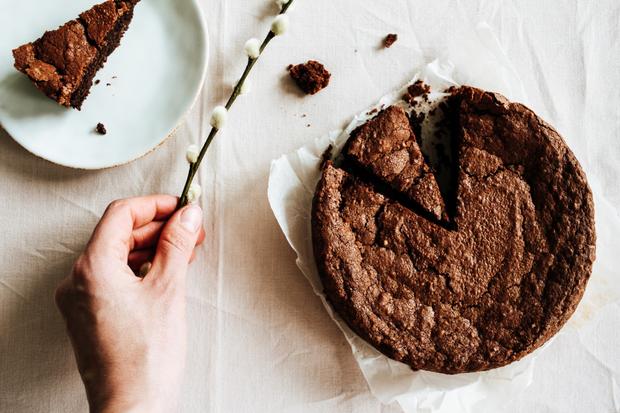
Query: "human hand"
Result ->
[[55, 195, 205, 413]]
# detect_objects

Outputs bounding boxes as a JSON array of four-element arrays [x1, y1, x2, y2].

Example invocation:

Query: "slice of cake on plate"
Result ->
[[12, 0, 140, 110]]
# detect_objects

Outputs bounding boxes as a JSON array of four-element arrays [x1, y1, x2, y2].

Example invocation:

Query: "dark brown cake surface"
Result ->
[[344, 105, 447, 222], [311, 86, 596, 374], [12, 0, 139, 109], [288, 60, 331, 95], [13, 21, 97, 108], [80, 0, 132, 47]]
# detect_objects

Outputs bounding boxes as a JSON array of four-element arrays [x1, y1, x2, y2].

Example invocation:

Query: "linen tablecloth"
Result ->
[[1, 1, 619, 412]]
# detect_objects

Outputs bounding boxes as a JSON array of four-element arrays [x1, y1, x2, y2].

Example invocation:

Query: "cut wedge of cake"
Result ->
[[12, 0, 140, 110], [343, 105, 448, 222]]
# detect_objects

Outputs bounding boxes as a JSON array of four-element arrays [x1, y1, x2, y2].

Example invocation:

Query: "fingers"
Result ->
[[196, 227, 206, 246], [129, 248, 201, 275], [128, 249, 155, 273], [133, 222, 206, 251], [132, 221, 166, 250], [150, 205, 203, 285], [129, 225, 205, 274], [87, 195, 178, 262]]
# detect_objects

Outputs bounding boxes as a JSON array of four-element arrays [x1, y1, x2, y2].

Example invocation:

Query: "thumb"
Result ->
[[150, 204, 203, 282]]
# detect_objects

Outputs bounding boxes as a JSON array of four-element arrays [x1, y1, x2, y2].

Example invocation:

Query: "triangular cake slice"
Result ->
[[343, 105, 448, 222], [12, 0, 140, 110]]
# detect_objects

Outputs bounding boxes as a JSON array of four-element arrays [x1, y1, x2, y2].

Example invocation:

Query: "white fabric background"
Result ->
[[1, 1, 619, 412]]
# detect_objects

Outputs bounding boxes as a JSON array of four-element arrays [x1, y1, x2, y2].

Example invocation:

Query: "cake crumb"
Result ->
[[94, 79, 100, 85], [288, 60, 331, 95], [403, 80, 431, 104], [95, 123, 107, 135], [106, 83, 111, 86], [384, 34, 398, 48]]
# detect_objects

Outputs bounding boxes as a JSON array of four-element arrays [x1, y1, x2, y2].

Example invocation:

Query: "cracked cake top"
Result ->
[[311, 86, 595, 374], [344, 105, 448, 222]]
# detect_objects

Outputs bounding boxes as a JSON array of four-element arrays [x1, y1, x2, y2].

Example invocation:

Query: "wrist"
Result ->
[[88, 384, 173, 413], [93, 397, 169, 413], [82, 368, 181, 413]]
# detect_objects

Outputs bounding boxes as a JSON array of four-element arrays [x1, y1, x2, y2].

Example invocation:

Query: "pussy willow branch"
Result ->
[[178, 1, 296, 208]]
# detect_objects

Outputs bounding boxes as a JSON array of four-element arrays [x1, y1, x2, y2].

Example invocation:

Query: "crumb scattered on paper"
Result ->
[[288, 61, 331, 95], [403, 80, 431, 104]]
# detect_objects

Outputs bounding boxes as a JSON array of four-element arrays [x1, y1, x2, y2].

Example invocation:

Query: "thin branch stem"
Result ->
[[177, 1, 295, 208]]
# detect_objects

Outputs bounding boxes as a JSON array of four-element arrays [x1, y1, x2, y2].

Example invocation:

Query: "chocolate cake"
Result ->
[[312, 86, 595, 374], [344, 106, 447, 222], [12, 0, 140, 109], [288, 60, 331, 95]]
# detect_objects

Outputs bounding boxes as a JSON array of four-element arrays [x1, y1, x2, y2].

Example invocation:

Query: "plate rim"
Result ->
[[2, 0, 210, 171]]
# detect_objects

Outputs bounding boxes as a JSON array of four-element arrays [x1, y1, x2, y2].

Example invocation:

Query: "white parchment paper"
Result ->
[[268, 23, 620, 413]]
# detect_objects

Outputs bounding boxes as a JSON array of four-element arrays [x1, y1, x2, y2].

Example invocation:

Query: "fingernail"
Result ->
[[138, 261, 152, 278], [181, 205, 203, 232]]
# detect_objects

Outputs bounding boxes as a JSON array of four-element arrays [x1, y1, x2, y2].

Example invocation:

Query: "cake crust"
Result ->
[[312, 86, 595, 374]]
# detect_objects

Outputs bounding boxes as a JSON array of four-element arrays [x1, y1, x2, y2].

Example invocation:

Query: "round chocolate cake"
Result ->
[[311, 86, 596, 374]]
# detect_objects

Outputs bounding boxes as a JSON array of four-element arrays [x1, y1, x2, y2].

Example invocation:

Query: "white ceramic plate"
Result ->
[[0, 0, 208, 169]]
